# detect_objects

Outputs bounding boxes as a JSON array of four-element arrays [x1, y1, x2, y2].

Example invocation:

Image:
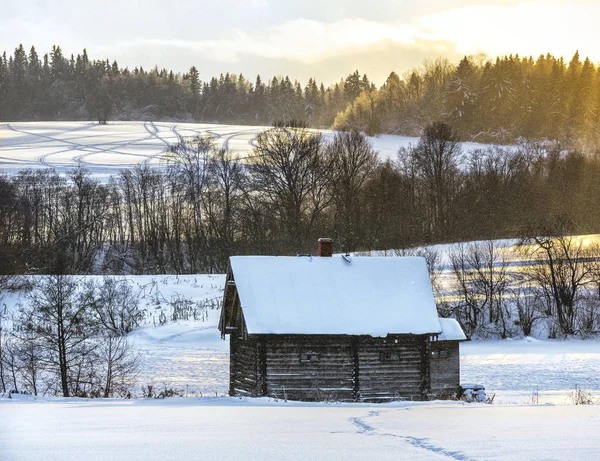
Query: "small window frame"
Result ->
[[379, 351, 394, 362], [430, 349, 449, 359], [300, 351, 320, 364]]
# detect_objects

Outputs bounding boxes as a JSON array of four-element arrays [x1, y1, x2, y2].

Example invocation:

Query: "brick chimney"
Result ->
[[318, 238, 333, 257]]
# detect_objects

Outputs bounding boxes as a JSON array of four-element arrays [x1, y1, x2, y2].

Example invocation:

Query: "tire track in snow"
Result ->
[[142, 121, 174, 166], [150, 325, 217, 343], [170, 124, 184, 143], [350, 410, 480, 461], [73, 131, 156, 166], [6, 123, 98, 149], [7, 123, 158, 168], [3, 122, 259, 171], [206, 128, 257, 152]]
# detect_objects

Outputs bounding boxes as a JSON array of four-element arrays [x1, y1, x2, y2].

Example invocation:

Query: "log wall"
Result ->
[[229, 334, 434, 402], [263, 335, 355, 402], [229, 334, 260, 396], [429, 341, 461, 398], [356, 336, 429, 402]]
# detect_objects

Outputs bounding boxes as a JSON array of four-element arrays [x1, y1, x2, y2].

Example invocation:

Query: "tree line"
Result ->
[[0, 44, 370, 127], [335, 53, 600, 152], [1, 122, 600, 275], [3, 45, 600, 150]]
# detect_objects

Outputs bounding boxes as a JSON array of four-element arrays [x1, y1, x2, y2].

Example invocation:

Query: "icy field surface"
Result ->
[[132, 321, 229, 396], [0, 121, 505, 178], [461, 338, 600, 404], [2, 395, 600, 461]]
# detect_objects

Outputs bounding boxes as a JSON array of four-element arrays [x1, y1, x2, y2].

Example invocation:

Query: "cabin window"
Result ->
[[300, 351, 320, 363], [379, 351, 394, 362], [431, 349, 449, 359]]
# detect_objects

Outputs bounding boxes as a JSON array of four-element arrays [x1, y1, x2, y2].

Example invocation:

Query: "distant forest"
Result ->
[[2, 45, 600, 150], [0, 122, 599, 276]]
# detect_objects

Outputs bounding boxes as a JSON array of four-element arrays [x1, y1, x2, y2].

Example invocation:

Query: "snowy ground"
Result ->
[[2, 395, 600, 461], [0, 121, 506, 179], [3, 273, 600, 459]]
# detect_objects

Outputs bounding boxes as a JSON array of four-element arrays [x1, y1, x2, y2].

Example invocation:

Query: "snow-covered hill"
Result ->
[[0, 121, 510, 179]]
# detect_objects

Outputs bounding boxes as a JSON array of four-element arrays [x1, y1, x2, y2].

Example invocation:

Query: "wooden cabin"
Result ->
[[219, 239, 466, 402]]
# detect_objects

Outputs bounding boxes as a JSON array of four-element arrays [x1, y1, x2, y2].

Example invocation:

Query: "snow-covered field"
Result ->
[[2, 395, 600, 461], [0, 121, 506, 179], [3, 273, 600, 459]]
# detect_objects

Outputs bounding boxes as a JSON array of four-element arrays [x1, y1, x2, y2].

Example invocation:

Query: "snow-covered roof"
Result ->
[[229, 255, 441, 336], [437, 318, 467, 341]]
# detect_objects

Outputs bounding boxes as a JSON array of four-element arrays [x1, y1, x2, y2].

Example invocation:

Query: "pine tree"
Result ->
[[444, 56, 479, 136], [344, 70, 362, 102]]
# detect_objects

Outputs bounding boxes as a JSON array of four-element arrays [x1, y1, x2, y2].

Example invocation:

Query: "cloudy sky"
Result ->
[[2, 1, 598, 85]]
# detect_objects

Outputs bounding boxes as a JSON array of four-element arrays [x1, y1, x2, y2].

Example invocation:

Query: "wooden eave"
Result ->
[[219, 264, 247, 339]]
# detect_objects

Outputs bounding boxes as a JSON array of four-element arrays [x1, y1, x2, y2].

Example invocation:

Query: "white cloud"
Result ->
[[115, 2, 600, 70], [117, 18, 426, 64]]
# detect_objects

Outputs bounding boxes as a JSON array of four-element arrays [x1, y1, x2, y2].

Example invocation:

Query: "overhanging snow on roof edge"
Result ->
[[437, 318, 467, 341]]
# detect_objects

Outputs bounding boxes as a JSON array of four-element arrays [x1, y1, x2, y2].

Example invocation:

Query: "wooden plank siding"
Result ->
[[229, 335, 260, 396], [262, 335, 355, 402], [429, 341, 461, 399], [229, 334, 434, 402], [356, 335, 430, 402]]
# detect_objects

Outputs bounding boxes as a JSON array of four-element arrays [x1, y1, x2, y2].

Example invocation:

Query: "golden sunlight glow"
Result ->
[[418, 2, 600, 62], [131, 1, 600, 75]]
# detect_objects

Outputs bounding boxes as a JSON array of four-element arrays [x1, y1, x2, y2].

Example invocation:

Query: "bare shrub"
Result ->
[[169, 295, 219, 322], [511, 287, 545, 337], [449, 240, 510, 337], [567, 386, 597, 405], [94, 277, 144, 336]]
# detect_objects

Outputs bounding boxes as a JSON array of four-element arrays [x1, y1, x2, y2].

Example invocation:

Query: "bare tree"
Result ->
[[205, 148, 246, 271], [520, 233, 596, 336], [93, 277, 143, 336], [19, 275, 97, 397], [167, 135, 213, 271], [449, 243, 482, 335], [1, 331, 20, 394], [0, 303, 7, 393], [250, 123, 332, 253], [327, 131, 378, 252], [409, 122, 461, 240], [96, 333, 138, 398], [468, 240, 510, 327], [510, 286, 545, 337], [14, 331, 43, 395], [449, 240, 510, 337]]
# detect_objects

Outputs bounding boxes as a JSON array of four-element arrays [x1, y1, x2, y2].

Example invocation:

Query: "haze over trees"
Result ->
[[335, 53, 600, 152], [2, 45, 600, 151], [0, 122, 598, 277]]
